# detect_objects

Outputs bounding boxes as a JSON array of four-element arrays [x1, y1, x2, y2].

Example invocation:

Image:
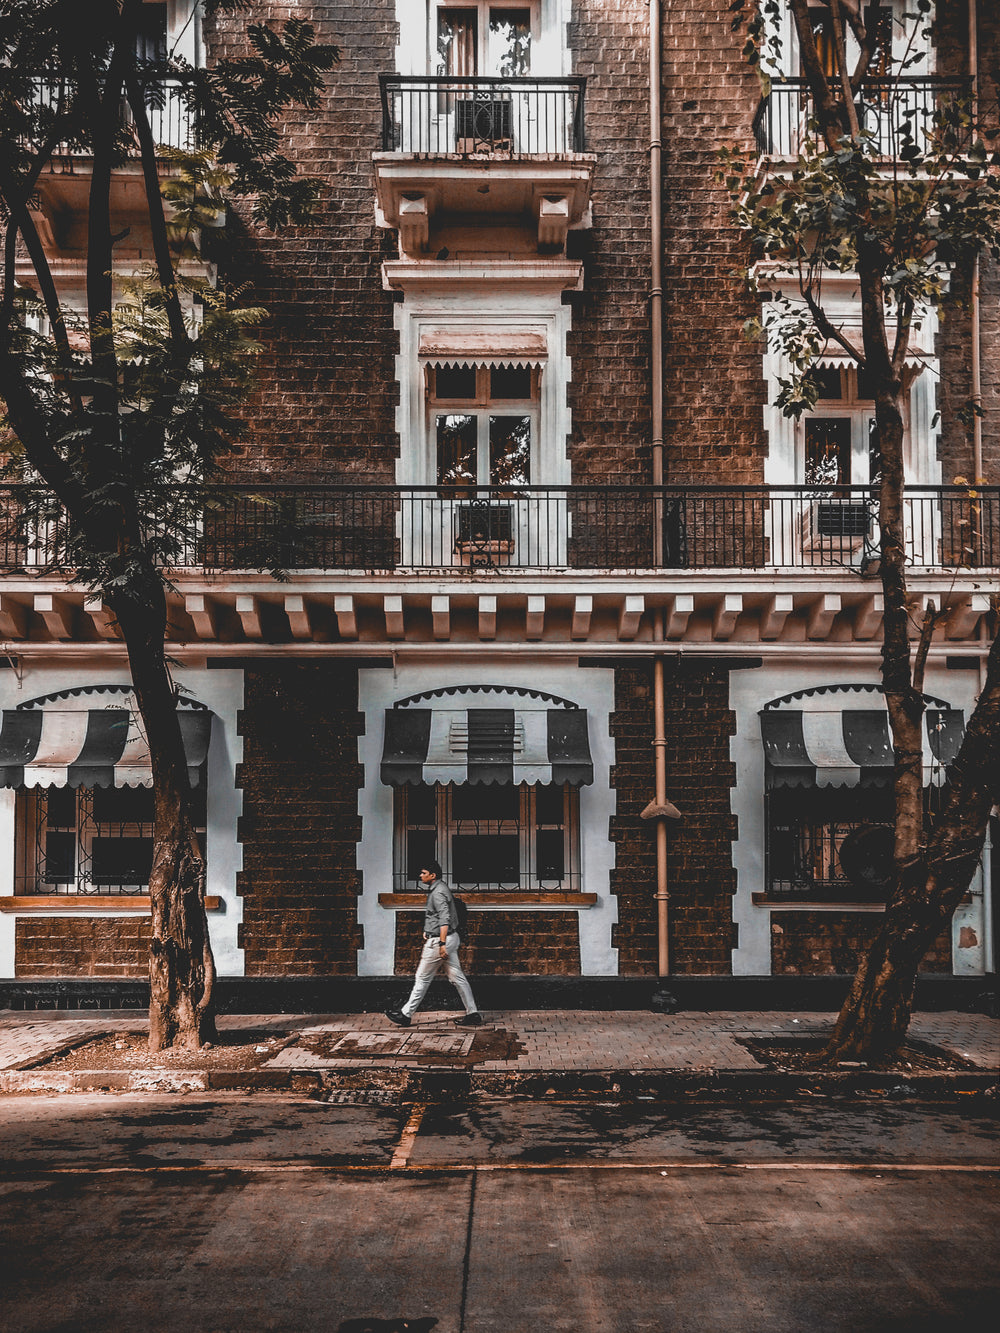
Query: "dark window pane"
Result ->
[[489, 365, 532, 400], [809, 367, 844, 400], [406, 830, 437, 883], [453, 784, 519, 822], [535, 783, 565, 824], [452, 833, 520, 884], [187, 786, 207, 827], [135, 2, 167, 61], [46, 787, 77, 828], [434, 365, 477, 400], [489, 415, 530, 485], [437, 414, 477, 486], [804, 418, 851, 486], [91, 837, 153, 886], [438, 8, 478, 76], [43, 831, 76, 884], [93, 786, 155, 825], [536, 829, 565, 880], [407, 785, 437, 825]]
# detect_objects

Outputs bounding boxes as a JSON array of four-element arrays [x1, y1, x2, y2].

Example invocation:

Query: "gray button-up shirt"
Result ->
[[423, 880, 458, 936]]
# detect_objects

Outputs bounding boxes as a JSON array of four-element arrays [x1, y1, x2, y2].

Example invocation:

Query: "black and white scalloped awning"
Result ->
[[382, 700, 593, 787], [0, 686, 212, 789], [760, 684, 964, 789]]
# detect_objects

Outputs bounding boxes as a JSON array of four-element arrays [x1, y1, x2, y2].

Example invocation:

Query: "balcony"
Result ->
[[26, 75, 196, 248], [2, 485, 996, 575], [374, 75, 594, 255], [753, 76, 972, 161]]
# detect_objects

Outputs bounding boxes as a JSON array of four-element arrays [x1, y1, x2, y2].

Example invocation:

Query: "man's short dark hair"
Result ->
[[422, 859, 443, 880]]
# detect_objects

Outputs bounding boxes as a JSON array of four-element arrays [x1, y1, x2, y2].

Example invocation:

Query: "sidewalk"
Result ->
[[1, 1008, 997, 1097]]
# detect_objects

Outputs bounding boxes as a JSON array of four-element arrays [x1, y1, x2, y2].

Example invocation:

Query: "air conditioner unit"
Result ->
[[455, 502, 514, 566], [454, 97, 513, 153]]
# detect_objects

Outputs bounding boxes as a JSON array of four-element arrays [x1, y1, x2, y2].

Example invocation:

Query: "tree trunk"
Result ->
[[107, 568, 216, 1052], [821, 631, 1000, 1063]]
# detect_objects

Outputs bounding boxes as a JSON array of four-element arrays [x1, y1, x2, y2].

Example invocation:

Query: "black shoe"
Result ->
[[384, 1009, 411, 1027], [455, 1012, 483, 1027]]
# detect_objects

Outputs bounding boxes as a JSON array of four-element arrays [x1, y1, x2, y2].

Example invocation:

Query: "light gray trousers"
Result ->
[[401, 932, 477, 1016]]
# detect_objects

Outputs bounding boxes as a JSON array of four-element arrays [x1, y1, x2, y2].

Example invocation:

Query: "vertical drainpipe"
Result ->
[[968, 0, 993, 974], [649, 0, 674, 998], [969, 0, 983, 488]]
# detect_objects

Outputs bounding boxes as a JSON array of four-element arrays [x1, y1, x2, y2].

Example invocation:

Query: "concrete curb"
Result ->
[[2, 1066, 997, 1098]]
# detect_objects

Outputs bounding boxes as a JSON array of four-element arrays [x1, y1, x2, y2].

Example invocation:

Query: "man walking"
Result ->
[[385, 860, 483, 1027]]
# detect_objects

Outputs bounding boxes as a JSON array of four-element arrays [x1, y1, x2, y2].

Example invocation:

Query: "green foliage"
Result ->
[[719, 1, 1000, 419], [0, 0, 339, 595]]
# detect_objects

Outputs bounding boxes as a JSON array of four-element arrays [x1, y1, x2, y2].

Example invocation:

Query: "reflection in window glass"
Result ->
[[489, 8, 531, 76], [868, 417, 881, 486], [437, 8, 478, 76], [489, 415, 531, 485], [804, 418, 851, 485], [437, 414, 477, 485]]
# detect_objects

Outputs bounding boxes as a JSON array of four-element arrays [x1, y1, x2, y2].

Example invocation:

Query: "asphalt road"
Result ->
[[2, 1092, 998, 1333]]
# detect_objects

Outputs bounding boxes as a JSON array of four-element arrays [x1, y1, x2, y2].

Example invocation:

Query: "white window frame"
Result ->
[[432, 1, 540, 76], [14, 785, 206, 897], [395, 1, 570, 77], [394, 780, 580, 894], [428, 363, 539, 486]]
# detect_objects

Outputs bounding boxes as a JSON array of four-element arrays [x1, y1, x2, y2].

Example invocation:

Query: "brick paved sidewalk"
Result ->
[[1, 1009, 997, 1077]]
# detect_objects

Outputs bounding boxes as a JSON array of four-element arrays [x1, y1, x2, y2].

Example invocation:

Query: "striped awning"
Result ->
[[0, 688, 212, 788], [381, 704, 592, 787], [760, 684, 963, 789]]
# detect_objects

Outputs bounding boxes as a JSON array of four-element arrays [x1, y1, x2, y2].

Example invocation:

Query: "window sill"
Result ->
[[752, 893, 972, 910], [379, 892, 598, 911], [0, 896, 223, 913]]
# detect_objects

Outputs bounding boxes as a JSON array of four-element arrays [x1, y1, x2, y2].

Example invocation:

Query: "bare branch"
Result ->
[[123, 73, 189, 348], [0, 165, 80, 395], [801, 282, 865, 366], [912, 599, 942, 696], [829, 1, 862, 136]]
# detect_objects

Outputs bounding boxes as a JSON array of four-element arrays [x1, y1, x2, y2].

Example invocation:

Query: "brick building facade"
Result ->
[[1, 1, 997, 998]]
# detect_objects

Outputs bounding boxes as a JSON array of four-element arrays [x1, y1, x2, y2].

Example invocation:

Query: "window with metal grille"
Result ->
[[14, 786, 206, 895], [395, 781, 579, 893], [766, 786, 893, 901]]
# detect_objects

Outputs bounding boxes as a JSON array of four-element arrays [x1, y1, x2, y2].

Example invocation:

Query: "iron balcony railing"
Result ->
[[753, 76, 972, 158], [29, 74, 195, 154], [379, 74, 586, 155], [2, 485, 996, 574]]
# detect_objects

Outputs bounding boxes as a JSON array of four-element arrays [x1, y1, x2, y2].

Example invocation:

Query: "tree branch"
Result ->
[[829, 1, 861, 137], [123, 72, 189, 348], [0, 165, 81, 400], [801, 281, 865, 365]]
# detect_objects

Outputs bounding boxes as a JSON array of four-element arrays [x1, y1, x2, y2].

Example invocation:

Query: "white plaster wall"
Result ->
[[730, 658, 987, 977], [357, 658, 617, 976], [0, 663, 245, 978]]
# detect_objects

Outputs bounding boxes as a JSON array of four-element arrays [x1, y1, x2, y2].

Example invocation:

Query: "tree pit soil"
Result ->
[[739, 1037, 982, 1072], [32, 1030, 296, 1072], [31, 1027, 522, 1071]]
